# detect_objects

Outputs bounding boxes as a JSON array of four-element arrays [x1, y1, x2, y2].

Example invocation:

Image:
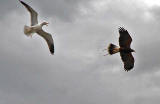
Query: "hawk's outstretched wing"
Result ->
[[120, 52, 134, 71], [19, 0, 38, 26], [119, 27, 132, 48]]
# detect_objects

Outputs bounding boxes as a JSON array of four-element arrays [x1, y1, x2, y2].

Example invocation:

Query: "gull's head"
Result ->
[[41, 22, 49, 26]]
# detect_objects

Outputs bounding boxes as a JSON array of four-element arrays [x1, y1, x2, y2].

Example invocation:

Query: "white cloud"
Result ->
[[141, 0, 160, 7]]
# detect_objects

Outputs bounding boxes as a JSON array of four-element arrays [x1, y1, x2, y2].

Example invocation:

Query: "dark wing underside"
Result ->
[[120, 52, 134, 71], [37, 30, 54, 55], [119, 27, 132, 48]]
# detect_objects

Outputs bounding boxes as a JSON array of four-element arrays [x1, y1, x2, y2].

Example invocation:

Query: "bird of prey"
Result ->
[[19, 0, 54, 54], [105, 27, 135, 71]]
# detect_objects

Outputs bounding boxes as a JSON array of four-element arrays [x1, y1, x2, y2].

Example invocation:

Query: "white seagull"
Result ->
[[19, 0, 54, 54]]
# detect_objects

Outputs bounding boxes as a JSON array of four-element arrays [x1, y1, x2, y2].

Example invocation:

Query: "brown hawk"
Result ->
[[107, 27, 135, 71]]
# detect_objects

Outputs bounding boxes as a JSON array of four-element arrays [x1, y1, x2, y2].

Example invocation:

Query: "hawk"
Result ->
[[107, 27, 135, 71]]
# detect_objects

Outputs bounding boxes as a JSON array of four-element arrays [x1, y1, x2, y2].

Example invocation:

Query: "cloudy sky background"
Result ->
[[0, 0, 160, 104]]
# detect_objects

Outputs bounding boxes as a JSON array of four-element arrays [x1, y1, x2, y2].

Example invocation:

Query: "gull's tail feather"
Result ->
[[108, 43, 119, 55], [24, 25, 34, 37]]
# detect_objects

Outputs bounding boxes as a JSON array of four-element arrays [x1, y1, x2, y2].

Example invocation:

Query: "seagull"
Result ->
[[19, 0, 54, 54]]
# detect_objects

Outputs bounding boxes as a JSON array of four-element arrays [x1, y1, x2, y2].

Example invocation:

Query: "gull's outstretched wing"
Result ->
[[37, 30, 54, 54], [19, 0, 38, 26]]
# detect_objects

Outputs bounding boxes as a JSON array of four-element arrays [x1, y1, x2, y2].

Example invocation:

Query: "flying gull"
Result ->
[[19, 0, 54, 54]]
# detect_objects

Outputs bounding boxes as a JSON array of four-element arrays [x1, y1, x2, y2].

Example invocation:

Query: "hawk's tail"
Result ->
[[108, 43, 119, 55]]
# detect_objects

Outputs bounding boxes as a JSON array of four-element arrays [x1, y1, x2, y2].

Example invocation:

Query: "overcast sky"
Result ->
[[0, 0, 160, 104]]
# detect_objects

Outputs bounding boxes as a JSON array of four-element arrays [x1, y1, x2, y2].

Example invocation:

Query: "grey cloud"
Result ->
[[0, 0, 19, 17], [17, 0, 94, 22], [36, 0, 93, 22], [150, 6, 160, 20], [0, 0, 93, 22]]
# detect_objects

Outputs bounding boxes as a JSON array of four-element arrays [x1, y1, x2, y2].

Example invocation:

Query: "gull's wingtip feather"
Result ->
[[50, 44, 54, 55]]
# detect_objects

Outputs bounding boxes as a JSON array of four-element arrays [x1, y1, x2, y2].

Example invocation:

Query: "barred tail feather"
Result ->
[[24, 25, 34, 37], [108, 43, 119, 55]]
